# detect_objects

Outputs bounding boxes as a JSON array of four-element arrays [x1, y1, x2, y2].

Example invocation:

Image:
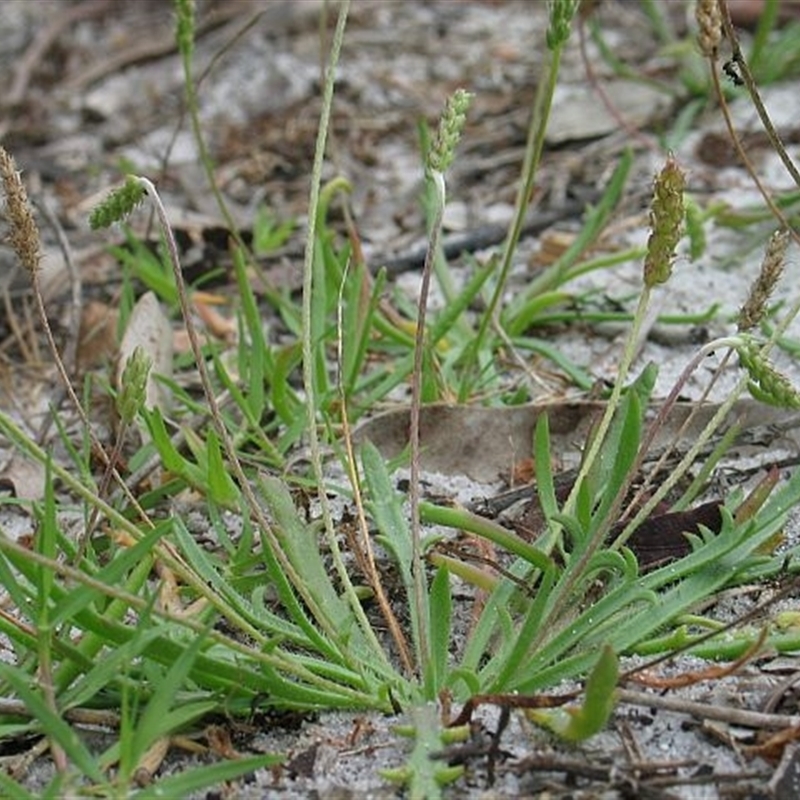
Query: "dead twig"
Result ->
[[617, 687, 800, 730]]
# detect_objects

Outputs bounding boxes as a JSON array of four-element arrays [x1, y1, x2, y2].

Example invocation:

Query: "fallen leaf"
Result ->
[[193, 291, 237, 342], [0, 453, 46, 501], [616, 500, 724, 570], [355, 399, 800, 483]]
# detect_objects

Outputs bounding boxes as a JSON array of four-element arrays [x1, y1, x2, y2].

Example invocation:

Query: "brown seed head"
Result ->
[[0, 146, 41, 276], [738, 228, 788, 331], [696, 0, 722, 58]]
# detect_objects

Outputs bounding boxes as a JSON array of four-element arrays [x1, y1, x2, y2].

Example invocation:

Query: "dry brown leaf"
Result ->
[[155, 561, 183, 616], [627, 629, 767, 689], [193, 291, 237, 342], [0, 452, 46, 501], [744, 726, 800, 765], [354, 400, 800, 483], [206, 724, 242, 760], [616, 500, 724, 570], [531, 229, 576, 268], [355, 402, 601, 482], [133, 737, 170, 787]]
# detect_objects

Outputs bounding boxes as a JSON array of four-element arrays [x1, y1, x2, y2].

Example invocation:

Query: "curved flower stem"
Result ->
[[295, 0, 397, 672]]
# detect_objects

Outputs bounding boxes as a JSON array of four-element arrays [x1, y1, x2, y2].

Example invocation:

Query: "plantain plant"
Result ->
[[1, 0, 800, 797]]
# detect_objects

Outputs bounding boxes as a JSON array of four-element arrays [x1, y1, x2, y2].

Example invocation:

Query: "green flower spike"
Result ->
[[175, 0, 195, 61], [428, 89, 473, 175], [89, 176, 146, 229], [117, 346, 153, 425], [738, 340, 800, 409], [547, 0, 580, 50], [643, 155, 685, 288]]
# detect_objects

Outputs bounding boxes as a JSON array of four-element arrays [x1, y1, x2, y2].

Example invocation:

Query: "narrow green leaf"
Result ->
[[60, 628, 162, 710], [528, 644, 618, 740], [0, 770, 38, 799], [341, 261, 383, 393], [420, 502, 551, 570], [534, 414, 558, 521], [205, 428, 240, 507], [143, 408, 203, 486], [361, 441, 413, 589], [36, 458, 58, 611], [505, 148, 633, 332], [257, 476, 352, 635], [427, 566, 451, 695], [271, 342, 304, 425], [487, 565, 557, 691], [360, 440, 427, 672], [0, 664, 105, 784], [569, 643, 619, 739], [134, 753, 283, 800], [51, 523, 164, 628], [430, 256, 495, 345], [0, 548, 36, 624], [232, 247, 267, 415], [131, 628, 210, 761], [592, 388, 642, 526]]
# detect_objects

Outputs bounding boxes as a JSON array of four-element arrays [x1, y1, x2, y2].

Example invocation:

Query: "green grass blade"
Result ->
[[0, 772, 37, 799], [528, 644, 618, 741], [205, 427, 240, 507], [427, 566, 452, 695], [60, 628, 162, 710], [361, 442, 413, 582], [51, 523, 165, 628], [129, 627, 210, 761], [341, 262, 385, 395], [504, 149, 632, 333], [0, 663, 105, 784], [133, 753, 283, 800], [361, 439, 429, 672], [534, 413, 558, 523], [257, 476, 352, 635], [420, 502, 550, 570], [485, 563, 558, 691], [35, 458, 58, 615]]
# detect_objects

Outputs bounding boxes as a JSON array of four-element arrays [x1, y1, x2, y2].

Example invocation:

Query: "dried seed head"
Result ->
[[0, 146, 41, 276], [738, 228, 788, 331], [737, 340, 800, 409], [643, 156, 685, 288], [696, 0, 722, 58]]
